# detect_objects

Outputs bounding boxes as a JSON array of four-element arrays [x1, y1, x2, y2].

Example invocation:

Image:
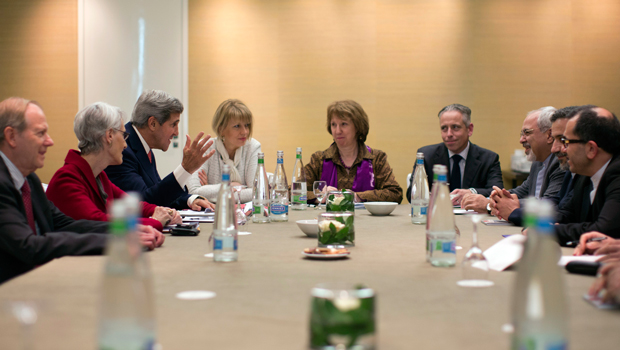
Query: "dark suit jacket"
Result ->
[[105, 122, 190, 209], [0, 157, 108, 283], [507, 155, 566, 226], [406, 142, 503, 202], [555, 155, 620, 245]]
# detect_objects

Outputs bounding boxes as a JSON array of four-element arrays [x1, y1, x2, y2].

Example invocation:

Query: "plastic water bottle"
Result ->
[[291, 147, 307, 210], [98, 199, 154, 350], [252, 152, 270, 223], [270, 151, 289, 222], [124, 193, 156, 348], [213, 164, 238, 262], [511, 199, 568, 350], [427, 165, 456, 267], [425, 165, 442, 262], [411, 152, 429, 225]]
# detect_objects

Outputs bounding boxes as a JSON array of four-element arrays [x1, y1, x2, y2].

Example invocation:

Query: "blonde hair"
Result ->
[[211, 99, 253, 138]]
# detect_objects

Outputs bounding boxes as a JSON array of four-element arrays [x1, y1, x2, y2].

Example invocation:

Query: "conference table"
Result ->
[[0, 205, 618, 349]]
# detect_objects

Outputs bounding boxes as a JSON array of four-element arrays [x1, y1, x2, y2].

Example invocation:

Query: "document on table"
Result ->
[[482, 234, 527, 271], [482, 219, 513, 226], [481, 235, 604, 272], [182, 216, 214, 223], [583, 293, 620, 310], [557, 255, 601, 267], [453, 208, 476, 215], [180, 209, 214, 217]]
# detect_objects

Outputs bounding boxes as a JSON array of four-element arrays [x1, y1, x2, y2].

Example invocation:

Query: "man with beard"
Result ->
[[487, 107, 566, 225], [553, 106, 620, 245]]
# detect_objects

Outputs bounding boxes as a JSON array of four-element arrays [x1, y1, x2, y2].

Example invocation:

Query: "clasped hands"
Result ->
[[572, 232, 620, 304]]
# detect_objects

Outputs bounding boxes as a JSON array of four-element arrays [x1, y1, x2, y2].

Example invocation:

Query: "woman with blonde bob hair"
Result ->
[[304, 100, 403, 203], [187, 99, 261, 203]]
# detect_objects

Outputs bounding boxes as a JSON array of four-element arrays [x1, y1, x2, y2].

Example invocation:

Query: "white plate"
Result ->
[[302, 252, 350, 259]]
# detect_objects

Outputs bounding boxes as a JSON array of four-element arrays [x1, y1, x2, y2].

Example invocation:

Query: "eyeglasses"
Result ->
[[560, 136, 587, 146], [113, 129, 130, 141], [520, 128, 535, 137]]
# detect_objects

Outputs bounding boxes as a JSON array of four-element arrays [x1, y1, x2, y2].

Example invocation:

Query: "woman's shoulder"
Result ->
[[245, 138, 261, 150]]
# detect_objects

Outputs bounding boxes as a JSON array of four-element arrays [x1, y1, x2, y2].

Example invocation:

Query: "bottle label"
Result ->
[[433, 240, 456, 254], [277, 158, 283, 164], [258, 159, 264, 164], [214, 238, 223, 250], [222, 174, 230, 181], [271, 203, 288, 215], [296, 154, 301, 159], [417, 159, 423, 165], [253, 205, 261, 214], [421, 206, 427, 215], [513, 337, 567, 350], [437, 174, 447, 182], [537, 218, 554, 235], [234, 239, 238, 251], [293, 194, 307, 203]]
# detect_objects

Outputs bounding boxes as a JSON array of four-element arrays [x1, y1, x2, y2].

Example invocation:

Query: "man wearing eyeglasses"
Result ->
[[553, 106, 620, 245], [489, 107, 566, 225], [106, 90, 216, 210]]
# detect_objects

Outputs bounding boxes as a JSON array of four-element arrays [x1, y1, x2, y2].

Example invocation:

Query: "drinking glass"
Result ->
[[310, 283, 375, 350], [326, 190, 355, 213], [318, 212, 355, 247], [313, 181, 327, 210], [457, 214, 494, 288], [232, 185, 248, 226]]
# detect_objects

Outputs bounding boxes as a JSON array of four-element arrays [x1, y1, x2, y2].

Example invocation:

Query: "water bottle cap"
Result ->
[[277, 150, 284, 157], [434, 165, 447, 175], [416, 152, 424, 159], [258, 152, 264, 158], [222, 164, 230, 173], [296, 147, 302, 152]]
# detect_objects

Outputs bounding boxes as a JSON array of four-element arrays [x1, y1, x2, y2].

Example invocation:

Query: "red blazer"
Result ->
[[46, 150, 163, 231]]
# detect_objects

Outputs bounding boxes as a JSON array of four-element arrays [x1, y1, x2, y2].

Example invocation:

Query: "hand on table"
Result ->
[[191, 197, 215, 211], [450, 189, 471, 206], [152, 206, 174, 226], [588, 262, 620, 304], [460, 193, 489, 213], [136, 224, 165, 250], [573, 232, 612, 256], [490, 186, 519, 221]]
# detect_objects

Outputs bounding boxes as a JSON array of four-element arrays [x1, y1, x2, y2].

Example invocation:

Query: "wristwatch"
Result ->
[[486, 202, 492, 215]]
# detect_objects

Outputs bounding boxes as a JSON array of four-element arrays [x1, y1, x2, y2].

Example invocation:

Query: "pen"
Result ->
[[566, 236, 608, 246]]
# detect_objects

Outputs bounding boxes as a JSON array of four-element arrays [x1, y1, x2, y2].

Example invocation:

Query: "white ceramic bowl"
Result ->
[[364, 202, 398, 216], [296, 219, 318, 237]]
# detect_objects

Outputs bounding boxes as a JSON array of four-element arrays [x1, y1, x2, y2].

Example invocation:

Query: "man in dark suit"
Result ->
[[490, 107, 566, 225], [553, 107, 620, 245], [406, 103, 503, 204], [106, 90, 215, 210], [0, 97, 158, 283]]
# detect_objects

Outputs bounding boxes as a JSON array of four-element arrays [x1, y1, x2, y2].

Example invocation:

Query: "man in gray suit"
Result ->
[[490, 106, 566, 225]]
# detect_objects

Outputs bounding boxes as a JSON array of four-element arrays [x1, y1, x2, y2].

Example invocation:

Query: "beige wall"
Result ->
[[189, 0, 620, 192], [0, 0, 78, 182], [2, 0, 620, 189]]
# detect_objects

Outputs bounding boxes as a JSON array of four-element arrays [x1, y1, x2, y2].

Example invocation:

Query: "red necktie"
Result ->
[[147, 150, 152, 163], [21, 181, 36, 234]]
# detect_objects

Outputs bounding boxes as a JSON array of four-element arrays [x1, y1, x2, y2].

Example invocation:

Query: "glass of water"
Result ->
[[310, 283, 375, 350]]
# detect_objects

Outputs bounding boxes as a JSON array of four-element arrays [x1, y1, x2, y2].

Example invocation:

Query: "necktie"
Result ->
[[147, 150, 153, 163], [449, 154, 462, 192], [21, 181, 36, 234], [581, 177, 593, 221]]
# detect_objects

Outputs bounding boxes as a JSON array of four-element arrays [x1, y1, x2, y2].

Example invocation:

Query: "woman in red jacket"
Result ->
[[46, 102, 181, 237]]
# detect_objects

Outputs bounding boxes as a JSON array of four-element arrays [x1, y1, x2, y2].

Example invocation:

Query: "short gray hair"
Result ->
[[438, 103, 471, 126], [131, 90, 184, 128], [74, 102, 124, 155], [528, 106, 556, 132]]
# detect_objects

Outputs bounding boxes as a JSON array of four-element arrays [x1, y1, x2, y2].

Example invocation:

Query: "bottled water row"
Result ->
[[252, 147, 308, 224]]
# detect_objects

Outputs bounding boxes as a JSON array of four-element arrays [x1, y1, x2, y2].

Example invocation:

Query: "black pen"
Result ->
[[566, 236, 608, 246]]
